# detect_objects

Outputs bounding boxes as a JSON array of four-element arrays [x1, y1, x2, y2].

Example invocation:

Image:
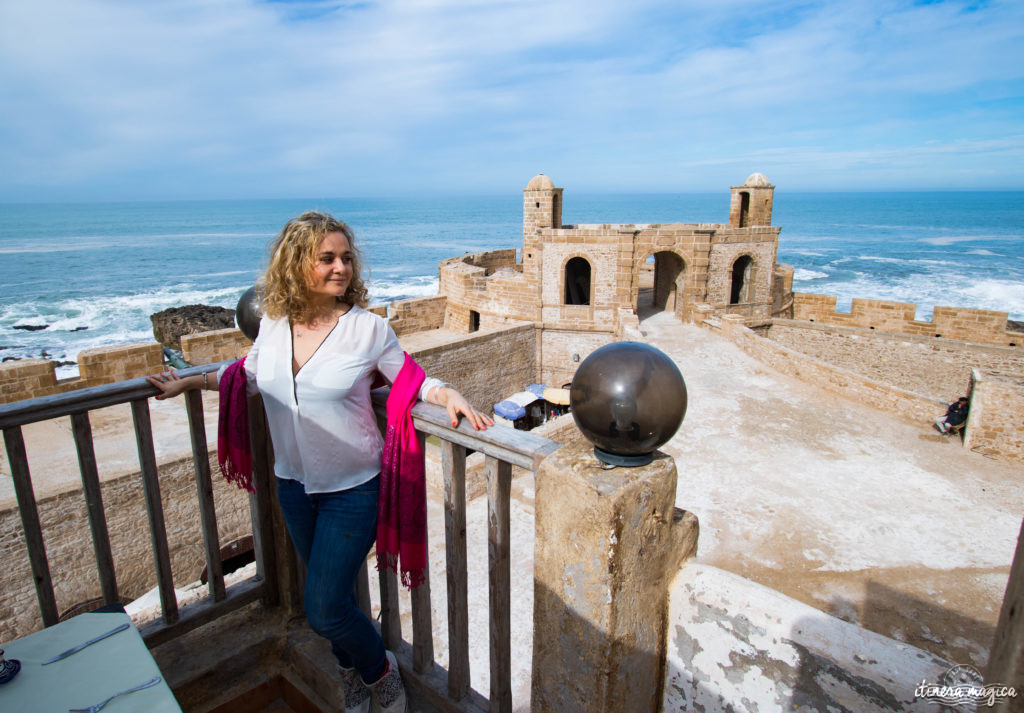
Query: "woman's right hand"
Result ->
[[146, 370, 198, 400]]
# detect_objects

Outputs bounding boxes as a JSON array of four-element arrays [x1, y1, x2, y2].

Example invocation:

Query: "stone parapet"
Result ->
[[0, 342, 165, 405], [0, 359, 59, 404], [793, 293, 1023, 348], [965, 369, 1024, 463], [767, 319, 1024, 403], [181, 327, 251, 365], [388, 295, 447, 337], [78, 341, 164, 383], [665, 564, 953, 712], [718, 316, 944, 424]]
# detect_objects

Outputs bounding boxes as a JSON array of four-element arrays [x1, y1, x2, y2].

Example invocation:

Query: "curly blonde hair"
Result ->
[[261, 211, 369, 322]]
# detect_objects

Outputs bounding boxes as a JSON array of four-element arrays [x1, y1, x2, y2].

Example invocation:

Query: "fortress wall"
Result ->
[[77, 341, 164, 384], [0, 359, 76, 404], [965, 370, 1024, 462], [541, 234, 621, 308], [539, 329, 615, 389], [181, 327, 251, 365], [718, 316, 943, 423], [387, 295, 447, 337], [766, 320, 1024, 403], [0, 452, 251, 641], [440, 254, 540, 332], [407, 323, 536, 414], [793, 293, 1023, 348], [0, 342, 165, 405]]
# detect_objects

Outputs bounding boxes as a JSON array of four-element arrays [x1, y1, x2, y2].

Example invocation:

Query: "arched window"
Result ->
[[730, 255, 753, 304], [739, 191, 750, 227], [564, 257, 591, 306]]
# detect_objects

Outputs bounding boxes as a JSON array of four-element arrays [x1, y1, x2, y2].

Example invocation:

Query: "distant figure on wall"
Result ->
[[935, 397, 969, 435]]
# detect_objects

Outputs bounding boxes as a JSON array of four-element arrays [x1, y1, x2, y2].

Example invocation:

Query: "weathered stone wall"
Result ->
[[407, 324, 537, 416], [440, 251, 540, 332], [766, 320, 1024, 403], [181, 328, 251, 365], [387, 295, 447, 337], [539, 328, 615, 389], [966, 369, 1024, 462], [0, 342, 165, 405], [0, 452, 252, 641], [77, 341, 164, 383], [793, 293, 1023, 348], [706, 226, 778, 324], [0, 359, 75, 404], [665, 563, 953, 712], [718, 316, 943, 423]]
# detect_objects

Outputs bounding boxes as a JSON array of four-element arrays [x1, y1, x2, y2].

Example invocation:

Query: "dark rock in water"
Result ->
[[151, 304, 236, 350], [2, 356, 18, 362], [13, 324, 48, 331], [56, 360, 77, 367], [70, 326, 89, 332]]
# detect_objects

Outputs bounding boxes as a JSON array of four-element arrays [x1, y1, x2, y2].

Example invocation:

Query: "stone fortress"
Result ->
[[1, 173, 1023, 701]]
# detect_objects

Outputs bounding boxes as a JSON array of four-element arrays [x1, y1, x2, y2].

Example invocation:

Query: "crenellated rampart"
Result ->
[[793, 292, 1023, 348], [0, 342, 164, 405]]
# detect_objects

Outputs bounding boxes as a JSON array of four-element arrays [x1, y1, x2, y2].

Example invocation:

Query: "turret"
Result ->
[[729, 173, 775, 227], [523, 173, 563, 242]]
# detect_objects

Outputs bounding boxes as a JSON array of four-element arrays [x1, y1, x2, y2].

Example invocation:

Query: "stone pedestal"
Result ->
[[531, 442, 697, 713]]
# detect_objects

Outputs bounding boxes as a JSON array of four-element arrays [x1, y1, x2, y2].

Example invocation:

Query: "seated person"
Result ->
[[935, 397, 969, 434]]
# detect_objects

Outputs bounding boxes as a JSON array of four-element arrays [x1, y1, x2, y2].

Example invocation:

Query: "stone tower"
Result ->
[[729, 172, 775, 227], [523, 173, 562, 237], [522, 173, 563, 283]]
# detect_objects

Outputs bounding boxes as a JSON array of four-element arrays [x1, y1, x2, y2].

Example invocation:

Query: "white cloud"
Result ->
[[0, 0, 1021, 199]]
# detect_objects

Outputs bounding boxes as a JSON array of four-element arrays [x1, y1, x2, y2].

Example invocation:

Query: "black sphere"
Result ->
[[569, 341, 687, 466], [236, 286, 263, 341]]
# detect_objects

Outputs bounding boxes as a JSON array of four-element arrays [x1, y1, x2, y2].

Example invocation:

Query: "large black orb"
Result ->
[[570, 341, 687, 466], [236, 285, 263, 341]]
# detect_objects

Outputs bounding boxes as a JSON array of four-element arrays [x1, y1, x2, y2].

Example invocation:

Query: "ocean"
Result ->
[[1, 191, 1022, 377]]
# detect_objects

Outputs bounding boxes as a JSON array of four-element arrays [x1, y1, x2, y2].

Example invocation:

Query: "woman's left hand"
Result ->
[[438, 387, 493, 431]]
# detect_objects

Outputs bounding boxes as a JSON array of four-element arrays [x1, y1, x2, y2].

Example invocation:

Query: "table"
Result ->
[[0, 611, 181, 712]]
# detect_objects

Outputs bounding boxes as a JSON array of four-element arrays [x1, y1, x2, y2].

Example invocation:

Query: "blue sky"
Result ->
[[1, 0, 1022, 201]]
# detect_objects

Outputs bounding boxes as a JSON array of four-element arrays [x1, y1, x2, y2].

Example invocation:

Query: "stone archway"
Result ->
[[638, 251, 685, 315]]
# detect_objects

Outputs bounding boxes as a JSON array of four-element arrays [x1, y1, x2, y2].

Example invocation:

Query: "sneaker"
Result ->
[[368, 650, 407, 713], [338, 666, 371, 713]]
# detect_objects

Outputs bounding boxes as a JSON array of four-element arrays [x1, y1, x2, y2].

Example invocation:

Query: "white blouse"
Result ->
[[236, 306, 442, 493]]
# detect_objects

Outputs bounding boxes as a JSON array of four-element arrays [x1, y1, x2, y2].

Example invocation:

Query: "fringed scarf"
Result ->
[[217, 358, 254, 492], [376, 353, 428, 589]]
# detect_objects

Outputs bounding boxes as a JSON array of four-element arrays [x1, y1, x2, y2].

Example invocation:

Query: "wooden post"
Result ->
[[3, 425, 59, 627]]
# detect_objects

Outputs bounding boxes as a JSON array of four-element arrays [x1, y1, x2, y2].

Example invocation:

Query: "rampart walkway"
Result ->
[[643, 310, 1024, 667]]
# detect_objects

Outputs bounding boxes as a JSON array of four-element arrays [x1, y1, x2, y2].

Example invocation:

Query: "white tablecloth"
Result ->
[[0, 611, 181, 713]]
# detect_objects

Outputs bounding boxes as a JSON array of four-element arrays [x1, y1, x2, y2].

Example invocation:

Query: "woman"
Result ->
[[148, 212, 491, 713]]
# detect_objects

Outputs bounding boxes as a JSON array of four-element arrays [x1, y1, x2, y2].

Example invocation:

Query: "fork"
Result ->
[[68, 675, 162, 713]]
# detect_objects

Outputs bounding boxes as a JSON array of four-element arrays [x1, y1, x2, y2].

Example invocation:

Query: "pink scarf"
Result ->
[[376, 353, 428, 589], [218, 358, 254, 492]]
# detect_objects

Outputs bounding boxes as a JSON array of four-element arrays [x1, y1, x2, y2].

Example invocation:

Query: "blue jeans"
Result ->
[[276, 476, 386, 682]]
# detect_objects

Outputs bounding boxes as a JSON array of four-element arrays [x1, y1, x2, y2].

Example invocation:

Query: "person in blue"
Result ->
[[935, 397, 969, 435]]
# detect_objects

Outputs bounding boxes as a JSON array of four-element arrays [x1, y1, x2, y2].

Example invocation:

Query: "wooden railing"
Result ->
[[368, 389, 560, 713], [0, 362, 276, 648], [1, 362, 561, 713]]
